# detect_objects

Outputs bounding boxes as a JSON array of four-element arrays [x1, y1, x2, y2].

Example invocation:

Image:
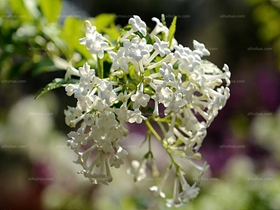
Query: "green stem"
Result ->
[[139, 130, 149, 148], [157, 121, 167, 136], [146, 118, 181, 171], [151, 116, 170, 123], [97, 57, 104, 79], [145, 120, 161, 141], [167, 150, 182, 172], [148, 131, 152, 153]]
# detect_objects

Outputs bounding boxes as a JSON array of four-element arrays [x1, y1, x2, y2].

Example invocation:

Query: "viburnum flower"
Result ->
[[38, 14, 231, 208]]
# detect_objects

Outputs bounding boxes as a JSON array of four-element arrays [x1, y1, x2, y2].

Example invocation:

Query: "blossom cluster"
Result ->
[[64, 15, 230, 207]]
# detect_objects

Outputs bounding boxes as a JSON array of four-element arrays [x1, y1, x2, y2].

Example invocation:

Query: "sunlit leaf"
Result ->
[[0, 0, 8, 12], [93, 13, 116, 32], [103, 27, 119, 40], [23, 0, 40, 19], [42, 24, 70, 59], [168, 16, 177, 48], [59, 17, 92, 59], [9, 0, 33, 22], [38, 0, 62, 23]]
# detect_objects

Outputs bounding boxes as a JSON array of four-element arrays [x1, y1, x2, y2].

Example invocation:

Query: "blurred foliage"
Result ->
[[2, 94, 280, 210], [251, 108, 280, 160], [249, 0, 280, 68], [0, 0, 118, 79], [0, 0, 65, 79]]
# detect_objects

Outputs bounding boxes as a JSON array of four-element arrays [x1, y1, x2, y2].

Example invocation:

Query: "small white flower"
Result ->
[[126, 37, 152, 61], [97, 112, 118, 130], [116, 91, 129, 103], [149, 167, 171, 198], [178, 170, 200, 202], [91, 124, 106, 141], [64, 106, 83, 127], [117, 146, 128, 158], [153, 36, 171, 57], [114, 105, 129, 122], [193, 40, 210, 57], [79, 21, 109, 59], [65, 63, 80, 79], [144, 39, 171, 66], [131, 90, 150, 110], [173, 44, 201, 71], [91, 95, 107, 112], [98, 80, 118, 104], [109, 146, 128, 168], [156, 86, 173, 109], [128, 109, 146, 124], [84, 113, 95, 126], [67, 127, 88, 149], [79, 62, 95, 78], [184, 159, 209, 179], [110, 155, 123, 168], [166, 177, 183, 208], [81, 152, 113, 185], [150, 17, 169, 38], [106, 125, 127, 141], [65, 84, 78, 96], [149, 185, 166, 198], [159, 62, 175, 81], [127, 159, 147, 182], [128, 15, 147, 36], [96, 139, 114, 154], [180, 183, 200, 202], [109, 48, 129, 71]]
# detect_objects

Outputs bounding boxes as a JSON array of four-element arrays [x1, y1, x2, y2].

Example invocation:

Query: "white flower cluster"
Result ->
[[64, 15, 230, 207]]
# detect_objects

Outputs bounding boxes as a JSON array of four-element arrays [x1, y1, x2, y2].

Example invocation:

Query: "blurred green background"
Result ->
[[0, 0, 280, 209]]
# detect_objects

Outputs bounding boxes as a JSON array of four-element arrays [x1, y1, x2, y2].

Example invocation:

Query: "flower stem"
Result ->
[[97, 57, 104, 79], [145, 120, 161, 141], [157, 121, 167, 136]]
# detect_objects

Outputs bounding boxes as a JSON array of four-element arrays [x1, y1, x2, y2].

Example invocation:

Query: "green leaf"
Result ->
[[103, 27, 119, 40], [123, 25, 132, 31], [9, 0, 33, 22], [168, 16, 177, 48], [134, 31, 145, 39], [23, 0, 40, 19], [92, 13, 116, 32], [0, 0, 8, 12], [38, 0, 62, 23], [59, 17, 92, 59], [42, 24, 70, 59], [35, 78, 79, 99], [145, 33, 153, 44], [62, 17, 83, 37]]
